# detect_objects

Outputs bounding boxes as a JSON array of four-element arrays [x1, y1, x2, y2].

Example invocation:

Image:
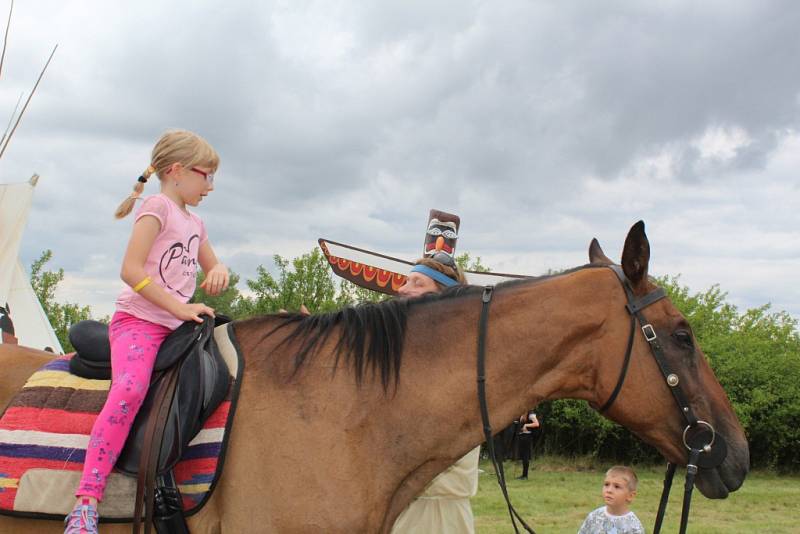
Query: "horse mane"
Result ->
[[244, 264, 597, 390], [244, 285, 479, 391]]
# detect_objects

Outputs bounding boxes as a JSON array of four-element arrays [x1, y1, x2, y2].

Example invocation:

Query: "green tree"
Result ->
[[657, 276, 800, 471], [455, 252, 490, 272], [192, 270, 248, 319], [29, 250, 95, 353], [336, 280, 390, 306], [241, 248, 339, 316], [235, 248, 490, 315]]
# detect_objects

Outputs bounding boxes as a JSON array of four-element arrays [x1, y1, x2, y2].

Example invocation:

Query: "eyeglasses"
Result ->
[[190, 167, 215, 185]]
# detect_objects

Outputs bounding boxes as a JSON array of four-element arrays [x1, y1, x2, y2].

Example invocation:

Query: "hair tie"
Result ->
[[138, 165, 156, 183]]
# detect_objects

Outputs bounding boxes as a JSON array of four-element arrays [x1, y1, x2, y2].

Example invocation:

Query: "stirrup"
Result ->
[[64, 498, 99, 534]]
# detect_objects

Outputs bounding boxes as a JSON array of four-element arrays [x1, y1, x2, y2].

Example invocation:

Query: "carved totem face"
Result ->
[[423, 209, 460, 258]]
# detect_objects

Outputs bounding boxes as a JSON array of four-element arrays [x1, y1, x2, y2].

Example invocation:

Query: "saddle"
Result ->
[[68, 315, 231, 534]]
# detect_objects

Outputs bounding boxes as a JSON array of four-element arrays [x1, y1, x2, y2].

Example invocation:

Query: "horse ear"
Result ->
[[621, 221, 650, 288], [589, 238, 613, 265]]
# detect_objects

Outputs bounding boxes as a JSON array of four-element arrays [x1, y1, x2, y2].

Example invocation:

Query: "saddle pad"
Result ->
[[0, 323, 243, 521]]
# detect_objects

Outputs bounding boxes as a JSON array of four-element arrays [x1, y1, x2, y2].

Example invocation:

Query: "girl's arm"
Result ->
[[198, 240, 229, 296], [121, 215, 214, 323]]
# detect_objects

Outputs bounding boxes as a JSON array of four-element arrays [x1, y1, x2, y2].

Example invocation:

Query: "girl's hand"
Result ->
[[176, 302, 215, 323], [200, 263, 229, 296], [277, 304, 311, 316]]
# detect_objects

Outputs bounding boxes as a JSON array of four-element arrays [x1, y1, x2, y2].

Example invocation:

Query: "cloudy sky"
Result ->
[[1, 0, 798, 320]]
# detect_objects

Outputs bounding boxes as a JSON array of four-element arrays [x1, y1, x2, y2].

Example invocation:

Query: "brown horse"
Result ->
[[0, 222, 748, 533]]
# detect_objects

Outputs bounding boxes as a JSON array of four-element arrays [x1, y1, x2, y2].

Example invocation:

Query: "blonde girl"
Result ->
[[65, 130, 229, 534]]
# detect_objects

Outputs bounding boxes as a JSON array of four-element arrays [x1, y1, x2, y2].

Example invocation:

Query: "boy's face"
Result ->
[[602, 474, 636, 512]]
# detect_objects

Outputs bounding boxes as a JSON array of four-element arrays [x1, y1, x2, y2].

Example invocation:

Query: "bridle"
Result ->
[[599, 265, 728, 534], [476, 265, 728, 534]]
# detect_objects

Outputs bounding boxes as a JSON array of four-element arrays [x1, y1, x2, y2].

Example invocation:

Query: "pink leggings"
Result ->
[[76, 311, 173, 500]]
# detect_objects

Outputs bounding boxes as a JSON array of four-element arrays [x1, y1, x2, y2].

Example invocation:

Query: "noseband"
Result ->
[[476, 265, 728, 534]]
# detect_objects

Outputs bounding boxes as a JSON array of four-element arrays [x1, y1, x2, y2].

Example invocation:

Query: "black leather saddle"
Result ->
[[68, 314, 232, 533], [69, 314, 231, 473]]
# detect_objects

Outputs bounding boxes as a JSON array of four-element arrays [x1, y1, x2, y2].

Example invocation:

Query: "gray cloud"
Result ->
[[1, 0, 798, 319]]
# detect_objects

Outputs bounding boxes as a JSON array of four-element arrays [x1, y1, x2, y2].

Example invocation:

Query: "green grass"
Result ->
[[472, 456, 800, 533]]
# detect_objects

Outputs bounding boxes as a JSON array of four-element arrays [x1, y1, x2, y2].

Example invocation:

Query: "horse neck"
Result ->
[[222, 274, 625, 531], [394, 268, 621, 460], [490, 268, 622, 409]]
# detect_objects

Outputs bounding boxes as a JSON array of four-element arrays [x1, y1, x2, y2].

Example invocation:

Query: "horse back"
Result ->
[[0, 345, 56, 409]]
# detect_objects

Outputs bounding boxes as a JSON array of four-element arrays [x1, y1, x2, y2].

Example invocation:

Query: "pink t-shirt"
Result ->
[[116, 194, 208, 330]]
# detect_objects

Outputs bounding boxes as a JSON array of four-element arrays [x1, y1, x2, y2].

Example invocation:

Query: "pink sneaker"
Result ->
[[64, 498, 99, 534]]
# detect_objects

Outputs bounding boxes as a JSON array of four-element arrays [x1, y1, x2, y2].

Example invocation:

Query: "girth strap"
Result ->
[[476, 286, 535, 534]]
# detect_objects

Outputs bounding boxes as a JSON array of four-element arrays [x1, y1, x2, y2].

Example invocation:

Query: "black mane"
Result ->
[[249, 285, 480, 390], [248, 264, 596, 390]]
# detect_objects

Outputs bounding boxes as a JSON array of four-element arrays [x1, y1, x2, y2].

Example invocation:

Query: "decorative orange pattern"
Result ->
[[326, 253, 407, 293]]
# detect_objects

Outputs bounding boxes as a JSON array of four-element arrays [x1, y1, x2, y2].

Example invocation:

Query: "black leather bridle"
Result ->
[[476, 265, 728, 534]]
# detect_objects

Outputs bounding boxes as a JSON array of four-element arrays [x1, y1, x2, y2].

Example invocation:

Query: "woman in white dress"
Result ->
[[391, 252, 480, 534]]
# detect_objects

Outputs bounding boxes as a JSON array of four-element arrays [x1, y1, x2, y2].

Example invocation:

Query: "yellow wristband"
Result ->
[[132, 276, 152, 293]]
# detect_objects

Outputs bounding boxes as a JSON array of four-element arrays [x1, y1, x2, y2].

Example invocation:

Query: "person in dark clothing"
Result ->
[[0, 303, 16, 344], [490, 420, 519, 462], [516, 411, 540, 480]]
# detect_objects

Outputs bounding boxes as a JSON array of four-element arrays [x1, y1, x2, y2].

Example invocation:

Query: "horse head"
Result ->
[[588, 221, 749, 499]]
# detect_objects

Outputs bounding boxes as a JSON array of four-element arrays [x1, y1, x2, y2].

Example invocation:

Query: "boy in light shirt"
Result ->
[[578, 466, 645, 534]]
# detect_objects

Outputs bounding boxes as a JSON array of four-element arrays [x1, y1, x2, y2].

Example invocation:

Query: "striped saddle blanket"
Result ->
[[0, 323, 242, 521]]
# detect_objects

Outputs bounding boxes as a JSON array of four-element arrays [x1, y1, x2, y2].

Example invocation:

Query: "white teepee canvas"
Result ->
[[0, 175, 63, 352]]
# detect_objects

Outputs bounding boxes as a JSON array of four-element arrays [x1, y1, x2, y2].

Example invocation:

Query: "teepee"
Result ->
[[0, 175, 62, 352], [0, 1, 61, 351]]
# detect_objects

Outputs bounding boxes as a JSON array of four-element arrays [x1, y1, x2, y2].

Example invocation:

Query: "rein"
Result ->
[[475, 266, 728, 534], [476, 286, 535, 534]]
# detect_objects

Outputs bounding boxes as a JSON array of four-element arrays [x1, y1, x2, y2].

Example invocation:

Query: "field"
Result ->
[[472, 456, 800, 533]]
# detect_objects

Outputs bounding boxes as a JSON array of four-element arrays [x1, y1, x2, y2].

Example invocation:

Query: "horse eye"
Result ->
[[673, 330, 693, 347]]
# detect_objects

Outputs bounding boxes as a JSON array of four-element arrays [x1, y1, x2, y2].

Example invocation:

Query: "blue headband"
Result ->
[[410, 264, 459, 287]]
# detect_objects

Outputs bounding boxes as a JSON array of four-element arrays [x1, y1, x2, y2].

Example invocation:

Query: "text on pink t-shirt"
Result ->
[[116, 194, 208, 330]]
